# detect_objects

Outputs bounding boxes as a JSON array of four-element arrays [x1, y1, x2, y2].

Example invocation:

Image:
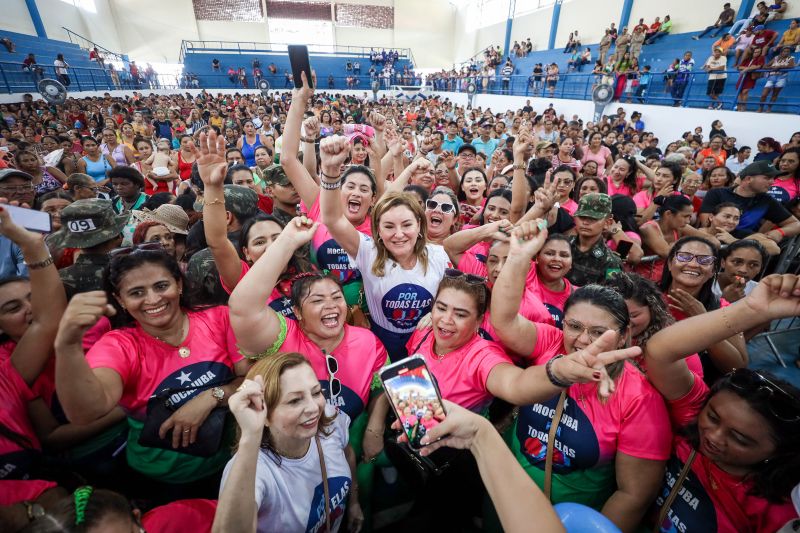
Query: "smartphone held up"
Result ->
[[380, 355, 447, 451]]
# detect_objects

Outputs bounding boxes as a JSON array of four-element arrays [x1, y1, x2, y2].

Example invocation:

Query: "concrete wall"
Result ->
[[430, 91, 797, 150], [5, 0, 37, 35], [556, 0, 624, 46]]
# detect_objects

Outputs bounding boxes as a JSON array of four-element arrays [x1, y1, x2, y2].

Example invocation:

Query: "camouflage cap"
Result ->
[[49, 199, 129, 249], [574, 193, 612, 220], [186, 248, 217, 292], [223, 184, 259, 220], [260, 164, 290, 187]]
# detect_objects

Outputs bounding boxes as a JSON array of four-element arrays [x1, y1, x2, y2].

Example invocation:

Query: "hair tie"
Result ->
[[73, 486, 94, 525]]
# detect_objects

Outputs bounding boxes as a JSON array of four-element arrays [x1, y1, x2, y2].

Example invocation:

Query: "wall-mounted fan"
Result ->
[[258, 79, 271, 96], [37, 78, 67, 105], [591, 84, 614, 123], [466, 82, 477, 108]]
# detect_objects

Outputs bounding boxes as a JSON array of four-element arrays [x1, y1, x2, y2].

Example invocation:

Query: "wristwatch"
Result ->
[[24, 501, 45, 521], [211, 387, 225, 403]]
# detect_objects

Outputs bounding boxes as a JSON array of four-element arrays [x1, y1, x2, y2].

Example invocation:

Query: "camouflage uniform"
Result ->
[[259, 165, 294, 226], [566, 193, 622, 286], [50, 199, 128, 298]]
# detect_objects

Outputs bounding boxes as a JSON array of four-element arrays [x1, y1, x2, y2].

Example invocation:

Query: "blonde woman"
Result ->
[[213, 353, 363, 533], [319, 135, 451, 360]]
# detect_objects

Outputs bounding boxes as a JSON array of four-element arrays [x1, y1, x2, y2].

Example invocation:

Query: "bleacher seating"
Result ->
[[497, 19, 799, 112], [183, 46, 412, 91], [0, 29, 115, 92]]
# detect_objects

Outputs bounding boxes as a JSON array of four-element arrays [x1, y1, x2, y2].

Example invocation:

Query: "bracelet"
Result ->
[[320, 179, 341, 190], [545, 354, 572, 388], [320, 170, 341, 182], [512, 162, 526, 170], [365, 427, 382, 437], [301, 136, 315, 143], [772, 227, 786, 240], [721, 306, 735, 333], [24, 256, 54, 270], [204, 198, 224, 207]]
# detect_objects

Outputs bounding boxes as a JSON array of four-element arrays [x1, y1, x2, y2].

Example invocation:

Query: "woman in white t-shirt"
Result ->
[[319, 135, 452, 360], [214, 353, 363, 533], [53, 53, 70, 86]]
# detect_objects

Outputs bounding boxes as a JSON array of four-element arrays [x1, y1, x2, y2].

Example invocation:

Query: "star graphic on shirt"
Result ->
[[176, 371, 192, 385]]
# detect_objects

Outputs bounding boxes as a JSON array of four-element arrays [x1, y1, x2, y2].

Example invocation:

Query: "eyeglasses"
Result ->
[[563, 319, 610, 342], [675, 252, 716, 266], [109, 242, 165, 258], [728, 369, 800, 422], [444, 268, 486, 285], [435, 169, 448, 175], [426, 199, 456, 214], [322, 349, 342, 400], [0, 184, 34, 193]]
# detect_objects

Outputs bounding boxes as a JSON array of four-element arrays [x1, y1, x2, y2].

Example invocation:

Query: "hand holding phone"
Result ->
[[0, 203, 52, 234], [380, 356, 447, 451], [288, 45, 314, 90]]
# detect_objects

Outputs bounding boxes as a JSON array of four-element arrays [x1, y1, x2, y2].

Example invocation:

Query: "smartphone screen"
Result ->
[[288, 45, 314, 89], [616, 240, 633, 260], [3, 204, 52, 233], [381, 356, 446, 450]]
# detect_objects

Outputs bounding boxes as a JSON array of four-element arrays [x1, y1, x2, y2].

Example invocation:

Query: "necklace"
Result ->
[[154, 313, 191, 358]]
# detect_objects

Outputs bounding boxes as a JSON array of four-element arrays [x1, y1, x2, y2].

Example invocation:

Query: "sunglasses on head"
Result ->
[[109, 242, 165, 258], [444, 268, 486, 285], [322, 349, 342, 399], [426, 199, 455, 214], [728, 368, 800, 422], [674, 251, 716, 266]]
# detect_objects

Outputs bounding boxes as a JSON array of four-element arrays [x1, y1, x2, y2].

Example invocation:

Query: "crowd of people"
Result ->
[[429, 7, 798, 112], [0, 77, 799, 533]]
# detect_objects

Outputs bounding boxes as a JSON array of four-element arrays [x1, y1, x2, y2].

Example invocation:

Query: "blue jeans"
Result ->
[[645, 31, 669, 45], [696, 22, 733, 38]]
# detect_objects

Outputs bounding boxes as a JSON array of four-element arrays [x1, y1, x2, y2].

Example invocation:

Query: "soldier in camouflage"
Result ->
[[49, 199, 128, 298], [260, 164, 299, 226], [567, 193, 623, 286]]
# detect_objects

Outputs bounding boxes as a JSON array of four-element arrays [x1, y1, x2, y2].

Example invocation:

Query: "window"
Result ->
[[268, 18, 334, 50], [59, 0, 97, 14]]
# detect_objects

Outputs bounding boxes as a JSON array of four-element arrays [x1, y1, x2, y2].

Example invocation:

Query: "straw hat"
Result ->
[[132, 204, 189, 235]]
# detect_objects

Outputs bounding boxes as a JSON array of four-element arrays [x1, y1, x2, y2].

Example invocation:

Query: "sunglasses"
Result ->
[[674, 252, 716, 266], [322, 349, 342, 399], [426, 199, 456, 214], [728, 369, 800, 422], [109, 242, 165, 258], [444, 268, 486, 285]]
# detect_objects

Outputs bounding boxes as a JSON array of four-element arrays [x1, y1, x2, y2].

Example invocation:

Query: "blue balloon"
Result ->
[[554, 503, 622, 533]]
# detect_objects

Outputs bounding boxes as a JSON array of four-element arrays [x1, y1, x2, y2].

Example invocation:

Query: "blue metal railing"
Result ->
[[179, 39, 413, 65], [426, 67, 800, 114], [3, 59, 796, 115], [0, 61, 422, 93], [61, 27, 125, 63]]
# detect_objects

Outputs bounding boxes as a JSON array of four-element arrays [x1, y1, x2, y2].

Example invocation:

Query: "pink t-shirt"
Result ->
[[514, 324, 672, 472], [581, 145, 612, 176], [560, 198, 578, 216], [653, 376, 798, 532], [220, 260, 294, 319], [528, 263, 573, 328], [0, 317, 111, 408], [306, 195, 371, 286], [606, 175, 646, 197], [278, 319, 387, 420], [406, 328, 512, 412], [85, 306, 242, 419], [768, 177, 799, 204], [633, 189, 683, 210], [0, 358, 40, 480], [0, 479, 57, 505], [457, 245, 553, 329]]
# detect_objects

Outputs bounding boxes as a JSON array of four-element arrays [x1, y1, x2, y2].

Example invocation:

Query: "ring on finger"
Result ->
[[183, 428, 191, 433]]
